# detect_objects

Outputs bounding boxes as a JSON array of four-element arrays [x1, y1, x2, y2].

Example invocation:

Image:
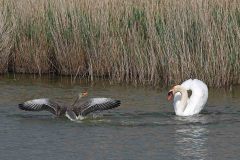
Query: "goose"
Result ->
[[18, 91, 121, 121], [167, 79, 208, 116]]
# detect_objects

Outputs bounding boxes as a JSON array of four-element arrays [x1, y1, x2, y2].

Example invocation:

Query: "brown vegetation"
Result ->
[[0, 0, 239, 87]]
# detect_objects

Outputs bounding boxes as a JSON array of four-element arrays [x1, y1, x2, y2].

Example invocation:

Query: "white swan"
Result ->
[[167, 79, 208, 116]]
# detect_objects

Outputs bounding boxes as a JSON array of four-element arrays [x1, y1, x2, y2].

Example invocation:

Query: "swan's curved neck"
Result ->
[[175, 86, 188, 113]]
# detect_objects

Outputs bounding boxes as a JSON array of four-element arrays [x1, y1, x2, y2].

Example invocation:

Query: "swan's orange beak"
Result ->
[[167, 90, 174, 101]]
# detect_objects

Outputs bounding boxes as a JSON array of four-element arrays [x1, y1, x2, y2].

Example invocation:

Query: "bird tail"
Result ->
[[65, 110, 77, 121]]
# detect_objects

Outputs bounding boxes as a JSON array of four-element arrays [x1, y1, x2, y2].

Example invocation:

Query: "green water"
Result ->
[[0, 75, 239, 160]]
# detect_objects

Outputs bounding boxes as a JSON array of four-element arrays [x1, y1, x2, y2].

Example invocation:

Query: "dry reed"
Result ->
[[0, 0, 239, 87]]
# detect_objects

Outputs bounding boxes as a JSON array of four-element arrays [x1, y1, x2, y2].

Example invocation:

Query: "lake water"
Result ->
[[0, 75, 240, 160]]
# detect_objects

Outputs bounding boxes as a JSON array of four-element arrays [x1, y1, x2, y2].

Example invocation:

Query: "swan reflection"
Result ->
[[174, 116, 209, 160]]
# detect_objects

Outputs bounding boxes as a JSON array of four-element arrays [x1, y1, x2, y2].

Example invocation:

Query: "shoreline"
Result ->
[[0, 0, 239, 87]]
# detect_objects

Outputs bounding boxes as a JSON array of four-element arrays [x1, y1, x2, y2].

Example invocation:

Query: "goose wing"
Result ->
[[73, 98, 121, 116], [18, 98, 61, 115]]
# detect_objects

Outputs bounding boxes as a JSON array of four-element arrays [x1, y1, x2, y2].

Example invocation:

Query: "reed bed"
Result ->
[[0, 0, 239, 87]]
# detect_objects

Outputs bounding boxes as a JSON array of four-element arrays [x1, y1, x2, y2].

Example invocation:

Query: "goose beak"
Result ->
[[82, 91, 88, 97], [167, 90, 173, 101]]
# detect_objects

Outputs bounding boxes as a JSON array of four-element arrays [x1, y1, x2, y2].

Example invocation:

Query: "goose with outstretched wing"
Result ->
[[18, 91, 121, 121]]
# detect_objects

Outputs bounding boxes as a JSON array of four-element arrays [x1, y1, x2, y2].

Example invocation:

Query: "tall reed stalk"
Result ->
[[0, 0, 239, 87]]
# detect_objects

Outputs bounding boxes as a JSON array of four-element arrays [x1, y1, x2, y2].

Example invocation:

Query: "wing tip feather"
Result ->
[[115, 100, 121, 106], [18, 103, 25, 110]]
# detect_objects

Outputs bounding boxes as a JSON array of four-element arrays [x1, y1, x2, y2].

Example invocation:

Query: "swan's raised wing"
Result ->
[[181, 79, 193, 90], [182, 79, 208, 115], [18, 98, 60, 115], [73, 98, 121, 116]]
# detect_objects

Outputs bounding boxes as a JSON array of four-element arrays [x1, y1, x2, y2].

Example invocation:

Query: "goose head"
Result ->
[[79, 90, 88, 98]]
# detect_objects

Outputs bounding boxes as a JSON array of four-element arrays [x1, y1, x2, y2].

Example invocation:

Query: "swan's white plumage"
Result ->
[[173, 79, 208, 116]]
